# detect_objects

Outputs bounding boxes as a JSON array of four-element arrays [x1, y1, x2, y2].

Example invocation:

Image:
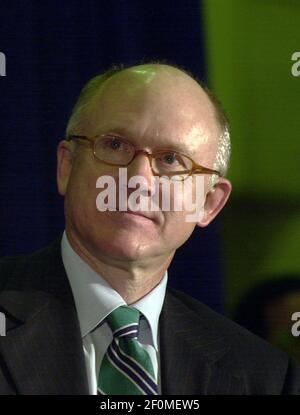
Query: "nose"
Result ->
[[127, 151, 156, 196]]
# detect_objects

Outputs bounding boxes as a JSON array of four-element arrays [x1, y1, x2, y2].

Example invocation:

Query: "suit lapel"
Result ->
[[0, 238, 89, 395], [0, 237, 245, 395], [159, 290, 245, 395]]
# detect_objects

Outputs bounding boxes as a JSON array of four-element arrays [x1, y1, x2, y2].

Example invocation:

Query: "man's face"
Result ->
[[57, 66, 231, 266]]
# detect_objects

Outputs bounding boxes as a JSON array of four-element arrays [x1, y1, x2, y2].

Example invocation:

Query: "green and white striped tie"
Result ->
[[98, 306, 158, 395]]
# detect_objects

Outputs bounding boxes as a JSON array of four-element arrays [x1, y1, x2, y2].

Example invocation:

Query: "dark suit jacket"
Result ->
[[0, 237, 300, 395]]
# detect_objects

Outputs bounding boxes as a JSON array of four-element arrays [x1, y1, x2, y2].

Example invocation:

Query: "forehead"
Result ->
[[78, 67, 220, 155]]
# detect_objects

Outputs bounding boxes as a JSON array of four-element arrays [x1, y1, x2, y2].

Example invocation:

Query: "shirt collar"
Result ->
[[61, 231, 167, 350]]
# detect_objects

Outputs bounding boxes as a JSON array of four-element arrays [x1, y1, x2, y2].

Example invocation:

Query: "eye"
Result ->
[[163, 153, 177, 164], [104, 136, 123, 150], [161, 152, 187, 167]]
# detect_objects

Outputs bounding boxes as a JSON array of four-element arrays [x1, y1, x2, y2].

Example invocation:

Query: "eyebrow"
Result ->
[[97, 127, 192, 155]]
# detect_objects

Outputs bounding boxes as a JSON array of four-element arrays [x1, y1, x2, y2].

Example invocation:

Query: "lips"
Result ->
[[116, 207, 160, 223], [127, 210, 153, 220]]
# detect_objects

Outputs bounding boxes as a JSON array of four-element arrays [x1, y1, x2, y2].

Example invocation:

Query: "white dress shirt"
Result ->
[[61, 231, 167, 395]]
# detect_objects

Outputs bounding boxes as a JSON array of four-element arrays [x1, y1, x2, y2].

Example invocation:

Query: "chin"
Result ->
[[92, 233, 153, 262]]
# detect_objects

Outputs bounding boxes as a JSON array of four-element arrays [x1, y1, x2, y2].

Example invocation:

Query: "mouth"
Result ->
[[116, 208, 160, 223]]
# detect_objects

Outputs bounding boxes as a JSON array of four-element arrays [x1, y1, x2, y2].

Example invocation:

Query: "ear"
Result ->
[[197, 177, 232, 228], [56, 140, 74, 196]]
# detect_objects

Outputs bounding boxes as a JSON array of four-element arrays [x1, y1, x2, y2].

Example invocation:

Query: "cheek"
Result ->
[[166, 178, 206, 219], [161, 210, 196, 248], [70, 175, 96, 203], [65, 164, 101, 219]]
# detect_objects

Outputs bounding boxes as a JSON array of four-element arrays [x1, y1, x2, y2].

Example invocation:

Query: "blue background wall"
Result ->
[[0, 0, 224, 312]]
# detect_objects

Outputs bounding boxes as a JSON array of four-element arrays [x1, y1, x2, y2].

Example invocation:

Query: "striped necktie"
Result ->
[[98, 305, 158, 395]]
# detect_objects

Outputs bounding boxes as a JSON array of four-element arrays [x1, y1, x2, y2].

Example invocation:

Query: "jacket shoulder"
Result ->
[[167, 286, 284, 353], [0, 237, 62, 292], [166, 287, 300, 394]]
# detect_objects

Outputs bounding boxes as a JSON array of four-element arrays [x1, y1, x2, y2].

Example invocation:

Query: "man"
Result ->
[[0, 63, 299, 395]]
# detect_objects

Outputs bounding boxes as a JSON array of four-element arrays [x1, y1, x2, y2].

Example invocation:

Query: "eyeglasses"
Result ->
[[66, 134, 221, 181]]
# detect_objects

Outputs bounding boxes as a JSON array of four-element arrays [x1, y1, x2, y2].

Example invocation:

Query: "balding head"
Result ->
[[66, 63, 230, 177]]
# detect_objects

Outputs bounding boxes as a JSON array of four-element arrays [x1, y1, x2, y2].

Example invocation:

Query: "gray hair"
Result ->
[[201, 84, 231, 183], [65, 66, 124, 138]]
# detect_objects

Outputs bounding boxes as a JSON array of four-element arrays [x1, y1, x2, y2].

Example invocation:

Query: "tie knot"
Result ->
[[106, 306, 140, 339]]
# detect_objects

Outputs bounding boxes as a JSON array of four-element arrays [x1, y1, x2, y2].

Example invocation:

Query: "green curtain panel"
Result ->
[[203, 0, 300, 312]]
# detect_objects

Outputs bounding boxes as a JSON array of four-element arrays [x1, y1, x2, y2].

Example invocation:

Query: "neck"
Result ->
[[65, 229, 174, 304]]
